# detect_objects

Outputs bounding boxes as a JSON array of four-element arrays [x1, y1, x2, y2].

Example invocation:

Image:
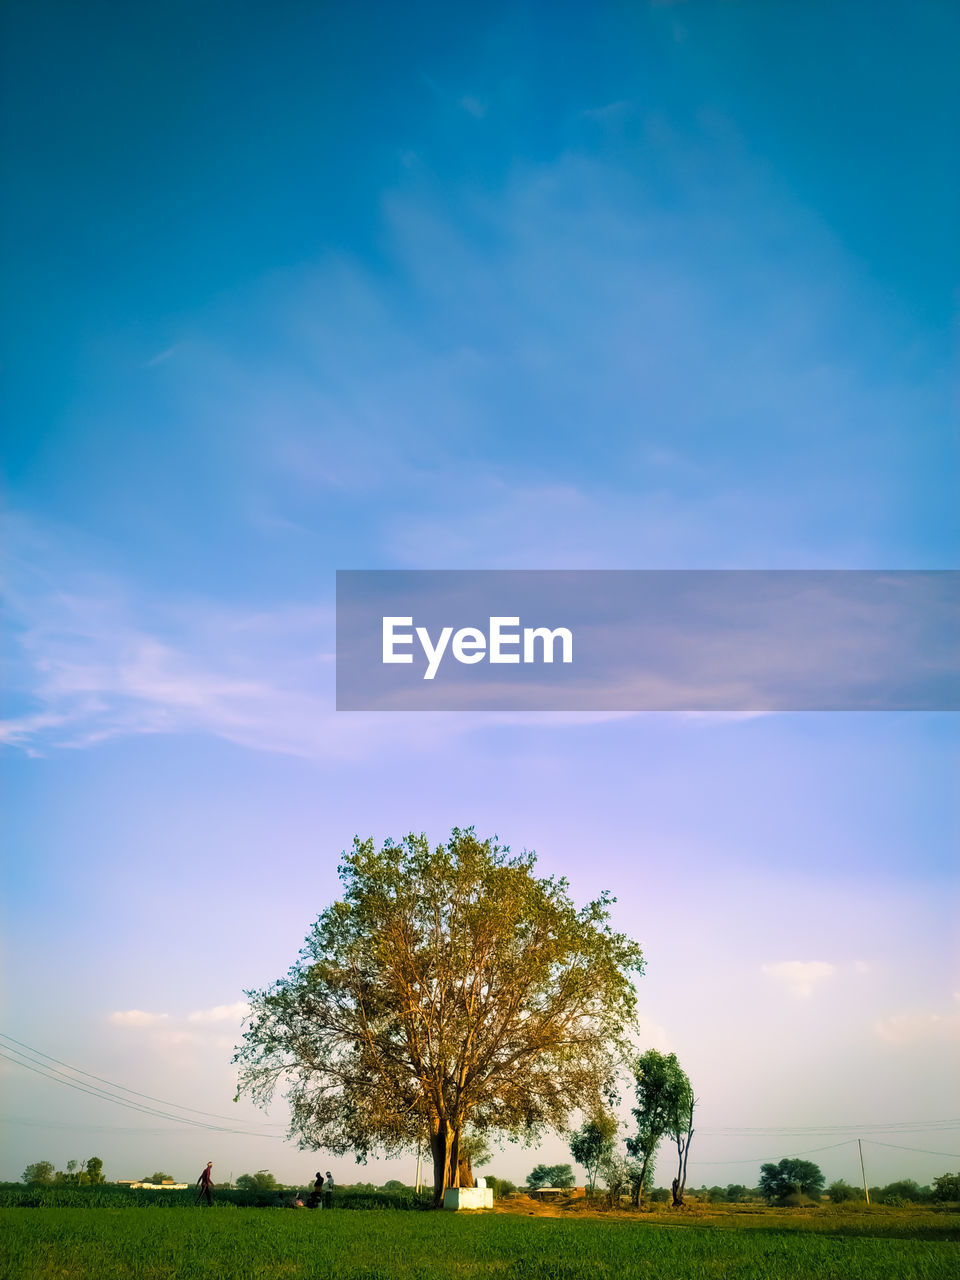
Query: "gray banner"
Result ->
[[336, 570, 959, 711]]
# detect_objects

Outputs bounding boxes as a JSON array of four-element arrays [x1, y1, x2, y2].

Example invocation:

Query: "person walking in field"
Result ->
[[323, 1170, 335, 1208], [195, 1161, 214, 1205]]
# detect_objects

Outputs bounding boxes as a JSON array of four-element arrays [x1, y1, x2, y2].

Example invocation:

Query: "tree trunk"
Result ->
[[672, 1099, 695, 1207], [430, 1117, 461, 1208], [457, 1151, 475, 1188]]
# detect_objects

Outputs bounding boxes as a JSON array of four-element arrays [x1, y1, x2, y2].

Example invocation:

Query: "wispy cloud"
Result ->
[[187, 1002, 251, 1024], [875, 995, 960, 1046], [761, 960, 836, 999], [109, 1010, 170, 1027]]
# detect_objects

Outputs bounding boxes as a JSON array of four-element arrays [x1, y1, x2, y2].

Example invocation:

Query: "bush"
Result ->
[[827, 1180, 865, 1204], [932, 1172, 960, 1203], [485, 1176, 516, 1199]]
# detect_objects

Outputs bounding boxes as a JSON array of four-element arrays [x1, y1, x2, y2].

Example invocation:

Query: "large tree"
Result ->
[[236, 829, 643, 1206], [759, 1158, 825, 1203], [625, 1050, 692, 1207]]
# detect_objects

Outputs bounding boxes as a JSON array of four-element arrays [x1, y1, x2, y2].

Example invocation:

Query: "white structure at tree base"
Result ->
[[442, 1177, 494, 1210]]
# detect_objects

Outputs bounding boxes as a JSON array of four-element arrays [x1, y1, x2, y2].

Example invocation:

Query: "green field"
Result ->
[[3, 1207, 959, 1280]]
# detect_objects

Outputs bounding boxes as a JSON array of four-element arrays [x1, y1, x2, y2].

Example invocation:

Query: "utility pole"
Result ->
[[858, 1139, 870, 1205], [415, 1140, 423, 1195]]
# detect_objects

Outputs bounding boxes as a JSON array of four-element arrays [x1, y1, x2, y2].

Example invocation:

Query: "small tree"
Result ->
[[142, 1172, 174, 1185], [569, 1112, 618, 1195], [600, 1152, 630, 1208], [759, 1158, 825, 1204], [625, 1050, 692, 1207], [22, 1161, 55, 1185], [236, 1171, 279, 1192], [526, 1163, 575, 1190], [932, 1172, 960, 1203]]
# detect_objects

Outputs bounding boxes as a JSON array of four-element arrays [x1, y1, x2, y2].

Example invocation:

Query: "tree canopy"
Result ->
[[759, 1158, 826, 1203], [526, 1163, 576, 1190], [235, 829, 643, 1205], [625, 1050, 692, 1206], [22, 1161, 54, 1185], [236, 1171, 279, 1192], [569, 1112, 618, 1194]]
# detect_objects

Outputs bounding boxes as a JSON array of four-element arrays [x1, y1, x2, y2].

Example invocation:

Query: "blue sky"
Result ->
[[2, 1, 958, 1188]]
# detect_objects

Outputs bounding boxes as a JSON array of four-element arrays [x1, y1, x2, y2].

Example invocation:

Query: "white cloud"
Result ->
[[109, 1010, 169, 1027], [761, 960, 836, 999], [875, 995, 960, 1046], [187, 1001, 251, 1024]]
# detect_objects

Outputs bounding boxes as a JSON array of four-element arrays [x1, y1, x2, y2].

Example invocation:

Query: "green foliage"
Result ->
[[86, 1158, 105, 1186], [237, 829, 644, 1204], [21, 1162, 54, 1186], [485, 1175, 517, 1198], [142, 1173, 174, 1185], [625, 1050, 692, 1204], [235, 1172, 279, 1192], [382, 1180, 407, 1192], [875, 1180, 930, 1206], [759, 1159, 826, 1204], [569, 1112, 618, 1193], [526, 1163, 576, 1190], [932, 1172, 960, 1203], [599, 1152, 631, 1206], [827, 1180, 865, 1204]]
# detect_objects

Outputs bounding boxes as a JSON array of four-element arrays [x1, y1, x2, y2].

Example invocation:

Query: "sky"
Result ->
[[2, 0, 958, 1191]]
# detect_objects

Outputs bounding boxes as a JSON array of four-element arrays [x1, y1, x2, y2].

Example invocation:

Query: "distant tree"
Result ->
[[670, 1089, 697, 1206], [236, 830, 644, 1207], [932, 1172, 960, 1203], [22, 1161, 55, 1185], [877, 1179, 928, 1205], [827, 1179, 864, 1204], [485, 1175, 516, 1198], [625, 1050, 692, 1207], [723, 1183, 751, 1203], [526, 1163, 575, 1190], [236, 1171, 279, 1192], [599, 1152, 630, 1207], [383, 1179, 407, 1192], [759, 1158, 825, 1204], [86, 1157, 105, 1186], [569, 1112, 618, 1195], [142, 1172, 174, 1184]]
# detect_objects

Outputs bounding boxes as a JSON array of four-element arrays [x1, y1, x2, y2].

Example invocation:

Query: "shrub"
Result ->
[[827, 1180, 865, 1204], [932, 1172, 960, 1203]]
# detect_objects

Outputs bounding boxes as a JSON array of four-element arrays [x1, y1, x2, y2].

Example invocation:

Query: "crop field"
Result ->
[[3, 1206, 959, 1280]]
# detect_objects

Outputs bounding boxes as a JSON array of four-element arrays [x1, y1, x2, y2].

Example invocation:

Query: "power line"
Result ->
[[0, 1050, 286, 1140], [0, 1032, 285, 1128], [699, 1121, 960, 1136], [863, 1140, 960, 1160], [692, 1138, 858, 1167]]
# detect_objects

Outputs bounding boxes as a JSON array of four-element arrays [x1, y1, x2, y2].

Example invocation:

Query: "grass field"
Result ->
[[3, 1206, 959, 1280]]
